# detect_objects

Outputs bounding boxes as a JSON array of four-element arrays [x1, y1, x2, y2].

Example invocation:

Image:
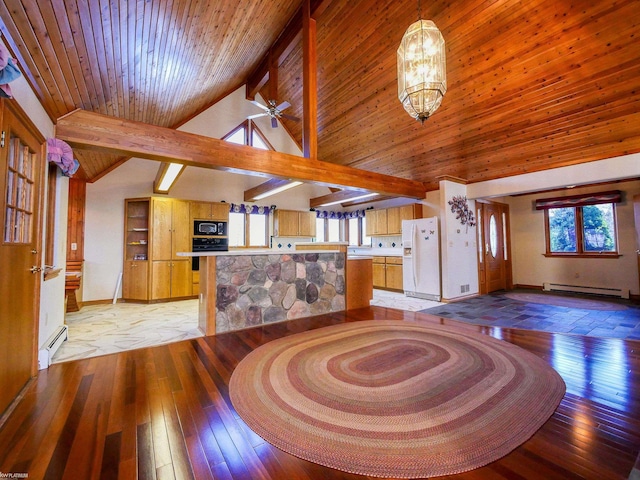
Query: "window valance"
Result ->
[[315, 209, 365, 219], [534, 190, 621, 210], [229, 203, 274, 215]]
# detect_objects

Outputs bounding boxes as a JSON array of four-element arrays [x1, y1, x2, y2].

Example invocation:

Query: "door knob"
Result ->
[[30, 266, 42, 273]]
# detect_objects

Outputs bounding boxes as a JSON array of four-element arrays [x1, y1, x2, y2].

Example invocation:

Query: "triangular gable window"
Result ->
[[222, 120, 274, 150]]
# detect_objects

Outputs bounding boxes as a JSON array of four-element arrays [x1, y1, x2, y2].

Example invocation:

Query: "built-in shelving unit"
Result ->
[[125, 200, 149, 261], [123, 198, 150, 301]]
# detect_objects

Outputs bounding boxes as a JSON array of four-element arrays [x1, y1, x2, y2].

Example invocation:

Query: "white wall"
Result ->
[[507, 180, 640, 296], [439, 180, 479, 301]]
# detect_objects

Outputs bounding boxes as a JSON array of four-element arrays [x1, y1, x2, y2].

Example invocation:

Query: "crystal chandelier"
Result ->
[[397, 3, 447, 123]]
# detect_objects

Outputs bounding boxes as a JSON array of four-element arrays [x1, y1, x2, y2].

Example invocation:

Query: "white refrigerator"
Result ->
[[402, 217, 441, 301]]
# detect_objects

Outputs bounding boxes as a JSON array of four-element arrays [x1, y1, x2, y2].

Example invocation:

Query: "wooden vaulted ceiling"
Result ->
[[1, 0, 639, 191]]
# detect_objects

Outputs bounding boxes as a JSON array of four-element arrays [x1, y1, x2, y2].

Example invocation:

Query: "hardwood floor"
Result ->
[[1, 306, 639, 479]]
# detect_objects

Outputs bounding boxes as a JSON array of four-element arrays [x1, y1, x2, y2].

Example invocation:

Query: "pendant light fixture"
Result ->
[[397, 0, 447, 123]]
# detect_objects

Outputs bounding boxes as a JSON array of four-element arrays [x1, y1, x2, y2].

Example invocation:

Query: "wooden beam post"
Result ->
[[302, 0, 318, 159]]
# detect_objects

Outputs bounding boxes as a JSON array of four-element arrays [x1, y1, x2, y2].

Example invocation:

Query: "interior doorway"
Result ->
[[477, 200, 512, 294], [0, 100, 45, 416]]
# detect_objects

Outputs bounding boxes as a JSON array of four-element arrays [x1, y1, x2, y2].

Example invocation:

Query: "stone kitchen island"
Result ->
[[180, 250, 354, 335]]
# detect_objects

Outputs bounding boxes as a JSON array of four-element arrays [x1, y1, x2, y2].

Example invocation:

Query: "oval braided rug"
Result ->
[[230, 320, 566, 478]]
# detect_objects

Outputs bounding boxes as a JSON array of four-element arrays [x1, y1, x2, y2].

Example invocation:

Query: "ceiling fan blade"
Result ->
[[247, 113, 268, 119], [276, 101, 291, 111], [271, 117, 278, 128], [250, 100, 270, 111], [281, 113, 300, 122]]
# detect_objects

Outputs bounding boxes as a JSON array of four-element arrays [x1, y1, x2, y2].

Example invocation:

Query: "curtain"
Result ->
[[229, 203, 274, 215], [534, 190, 621, 210]]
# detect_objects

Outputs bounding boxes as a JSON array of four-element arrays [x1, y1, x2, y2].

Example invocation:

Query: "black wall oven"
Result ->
[[192, 237, 228, 270], [193, 220, 227, 236]]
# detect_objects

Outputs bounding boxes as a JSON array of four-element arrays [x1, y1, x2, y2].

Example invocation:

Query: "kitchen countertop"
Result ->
[[177, 249, 341, 257], [348, 248, 403, 257]]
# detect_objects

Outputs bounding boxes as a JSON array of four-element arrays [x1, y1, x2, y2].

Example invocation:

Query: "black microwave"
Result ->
[[193, 220, 227, 236]]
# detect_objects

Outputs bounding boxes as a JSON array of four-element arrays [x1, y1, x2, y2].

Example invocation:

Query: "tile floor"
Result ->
[[420, 290, 640, 341], [53, 290, 443, 364], [52, 299, 202, 364]]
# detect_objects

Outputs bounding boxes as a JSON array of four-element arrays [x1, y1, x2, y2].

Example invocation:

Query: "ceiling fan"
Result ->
[[248, 99, 300, 128]]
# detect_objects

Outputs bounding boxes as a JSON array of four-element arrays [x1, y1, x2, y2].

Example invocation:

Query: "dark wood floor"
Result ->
[[1, 306, 639, 479]]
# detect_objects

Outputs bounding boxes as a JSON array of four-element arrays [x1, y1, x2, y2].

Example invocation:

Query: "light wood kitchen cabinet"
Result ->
[[366, 210, 388, 236], [385, 257, 404, 290], [372, 256, 403, 291], [372, 257, 387, 288], [190, 201, 229, 221], [150, 198, 191, 299], [151, 259, 191, 300], [152, 198, 190, 260], [274, 209, 316, 237], [366, 204, 423, 236], [124, 197, 193, 302], [122, 260, 148, 300]]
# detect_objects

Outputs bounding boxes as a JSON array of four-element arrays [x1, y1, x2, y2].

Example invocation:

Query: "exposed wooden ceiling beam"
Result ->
[[310, 190, 379, 208], [244, 178, 301, 202], [55, 109, 426, 199], [245, 0, 332, 101]]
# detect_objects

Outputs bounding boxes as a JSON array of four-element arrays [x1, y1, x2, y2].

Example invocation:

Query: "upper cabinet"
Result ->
[[190, 201, 230, 221], [274, 209, 316, 237], [151, 198, 190, 260], [366, 204, 423, 236]]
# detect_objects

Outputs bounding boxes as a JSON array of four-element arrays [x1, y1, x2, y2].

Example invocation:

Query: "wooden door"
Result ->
[[633, 194, 640, 295], [170, 259, 192, 298], [151, 198, 172, 260], [0, 101, 45, 416], [481, 202, 510, 293], [171, 200, 190, 259]]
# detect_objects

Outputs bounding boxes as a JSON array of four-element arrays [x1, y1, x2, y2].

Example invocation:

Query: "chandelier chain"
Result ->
[[417, 0, 422, 20]]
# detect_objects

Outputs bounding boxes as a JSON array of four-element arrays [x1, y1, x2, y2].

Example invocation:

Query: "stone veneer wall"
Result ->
[[215, 252, 345, 333]]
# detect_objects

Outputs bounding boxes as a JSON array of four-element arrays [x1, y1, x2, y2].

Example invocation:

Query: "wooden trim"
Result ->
[[249, 121, 275, 150], [513, 284, 544, 290], [66, 177, 86, 262], [543, 253, 622, 259], [543, 204, 620, 255], [55, 109, 427, 198], [45, 163, 57, 267]]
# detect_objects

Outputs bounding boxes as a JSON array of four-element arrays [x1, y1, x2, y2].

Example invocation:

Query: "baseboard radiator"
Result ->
[[37, 325, 68, 370], [543, 282, 628, 299]]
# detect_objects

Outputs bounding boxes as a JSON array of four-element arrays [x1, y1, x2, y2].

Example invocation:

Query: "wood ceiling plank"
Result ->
[[56, 109, 426, 198]]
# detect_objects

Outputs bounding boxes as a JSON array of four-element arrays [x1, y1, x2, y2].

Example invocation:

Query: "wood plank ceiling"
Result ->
[[1, 0, 639, 191]]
